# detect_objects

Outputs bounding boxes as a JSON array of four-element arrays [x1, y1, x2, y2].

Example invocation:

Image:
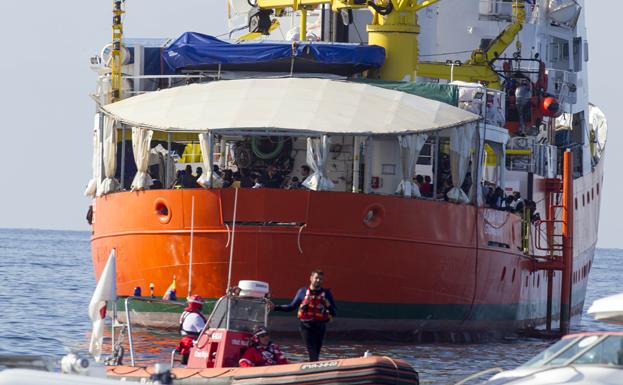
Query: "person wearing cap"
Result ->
[[272, 269, 336, 362], [177, 294, 207, 364], [239, 326, 288, 367], [515, 78, 532, 135]]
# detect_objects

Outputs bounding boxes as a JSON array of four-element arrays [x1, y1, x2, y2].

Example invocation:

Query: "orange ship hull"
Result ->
[[91, 163, 602, 334]]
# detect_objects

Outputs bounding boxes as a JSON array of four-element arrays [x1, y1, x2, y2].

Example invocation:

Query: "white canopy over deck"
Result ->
[[101, 78, 480, 135], [92, 78, 491, 196]]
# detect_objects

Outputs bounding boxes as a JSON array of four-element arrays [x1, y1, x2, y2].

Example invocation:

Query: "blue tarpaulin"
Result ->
[[162, 32, 385, 75]]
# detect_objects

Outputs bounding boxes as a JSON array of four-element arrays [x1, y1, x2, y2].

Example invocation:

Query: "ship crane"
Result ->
[[417, 0, 527, 89], [250, 0, 442, 81], [251, 0, 527, 87]]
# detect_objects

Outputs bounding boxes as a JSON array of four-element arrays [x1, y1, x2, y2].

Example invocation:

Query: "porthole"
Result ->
[[154, 198, 172, 224], [363, 204, 385, 229]]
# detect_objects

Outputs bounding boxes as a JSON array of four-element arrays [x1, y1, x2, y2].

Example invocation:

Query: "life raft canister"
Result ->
[[297, 289, 331, 322]]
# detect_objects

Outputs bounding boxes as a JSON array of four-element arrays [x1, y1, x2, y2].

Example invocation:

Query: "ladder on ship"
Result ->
[[530, 150, 574, 335]]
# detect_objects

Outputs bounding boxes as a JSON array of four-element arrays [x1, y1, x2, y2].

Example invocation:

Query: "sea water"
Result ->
[[0, 228, 620, 384]]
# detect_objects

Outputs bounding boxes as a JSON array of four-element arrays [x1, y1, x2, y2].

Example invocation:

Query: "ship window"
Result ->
[[597, 183, 600, 195], [574, 198, 578, 210], [573, 37, 582, 72], [537, 274, 540, 288], [586, 192, 590, 204], [501, 267, 506, 282], [525, 276, 529, 288], [549, 38, 570, 64], [582, 195, 585, 206], [512, 268, 516, 283]]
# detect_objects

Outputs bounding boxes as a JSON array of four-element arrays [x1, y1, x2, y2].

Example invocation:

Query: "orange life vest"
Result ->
[[297, 288, 331, 322]]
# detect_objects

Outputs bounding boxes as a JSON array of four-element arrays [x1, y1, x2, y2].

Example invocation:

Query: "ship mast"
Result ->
[[111, 0, 125, 102]]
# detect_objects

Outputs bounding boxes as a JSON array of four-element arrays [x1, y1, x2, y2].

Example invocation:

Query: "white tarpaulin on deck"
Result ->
[[102, 78, 480, 135], [84, 114, 101, 198]]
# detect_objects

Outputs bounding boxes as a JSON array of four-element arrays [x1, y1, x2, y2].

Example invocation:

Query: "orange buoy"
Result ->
[[541, 96, 561, 117]]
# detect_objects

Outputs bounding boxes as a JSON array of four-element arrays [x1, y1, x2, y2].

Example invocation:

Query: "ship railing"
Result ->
[[479, 0, 537, 22], [533, 217, 565, 255], [546, 69, 578, 105], [114, 296, 217, 367], [478, 0, 513, 20], [123, 74, 215, 97], [103, 72, 347, 101]]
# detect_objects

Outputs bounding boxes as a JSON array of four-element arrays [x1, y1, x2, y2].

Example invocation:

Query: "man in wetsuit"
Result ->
[[272, 269, 336, 362]]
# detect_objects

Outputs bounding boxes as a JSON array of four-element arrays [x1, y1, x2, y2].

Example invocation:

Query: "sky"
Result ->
[[0, 1, 620, 248]]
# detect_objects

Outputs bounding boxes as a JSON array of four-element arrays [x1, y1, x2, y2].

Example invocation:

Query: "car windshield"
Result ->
[[521, 337, 578, 368], [207, 296, 267, 332], [546, 335, 602, 366], [572, 335, 623, 366]]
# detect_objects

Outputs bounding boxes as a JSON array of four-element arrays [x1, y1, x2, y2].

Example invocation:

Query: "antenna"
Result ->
[[188, 195, 195, 298], [225, 188, 239, 330], [226, 188, 239, 291]]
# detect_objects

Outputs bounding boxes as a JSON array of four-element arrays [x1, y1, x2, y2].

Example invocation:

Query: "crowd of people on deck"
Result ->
[[482, 182, 540, 222], [147, 157, 538, 222], [166, 164, 313, 190]]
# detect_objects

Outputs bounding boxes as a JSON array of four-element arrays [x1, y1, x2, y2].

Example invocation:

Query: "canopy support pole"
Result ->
[[209, 133, 215, 188], [352, 136, 361, 193], [167, 132, 172, 188], [99, 114, 105, 187], [120, 125, 126, 190], [219, 137, 227, 170], [433, 132, 439, 199]]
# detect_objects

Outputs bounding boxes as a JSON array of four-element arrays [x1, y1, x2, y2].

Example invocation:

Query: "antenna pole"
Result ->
[[226, 188, 239, 292], [225, 188, 239, 330], [188, 195, 195, 298]]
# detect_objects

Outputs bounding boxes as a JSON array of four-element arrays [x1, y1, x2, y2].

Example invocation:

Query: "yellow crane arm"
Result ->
[[469, 0, 526, 65], [418, 1, 526, 89], [417, 62, 502, 89]]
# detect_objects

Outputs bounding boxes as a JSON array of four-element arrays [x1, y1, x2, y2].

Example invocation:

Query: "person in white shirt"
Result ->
[[176, 295, 206, 364]]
